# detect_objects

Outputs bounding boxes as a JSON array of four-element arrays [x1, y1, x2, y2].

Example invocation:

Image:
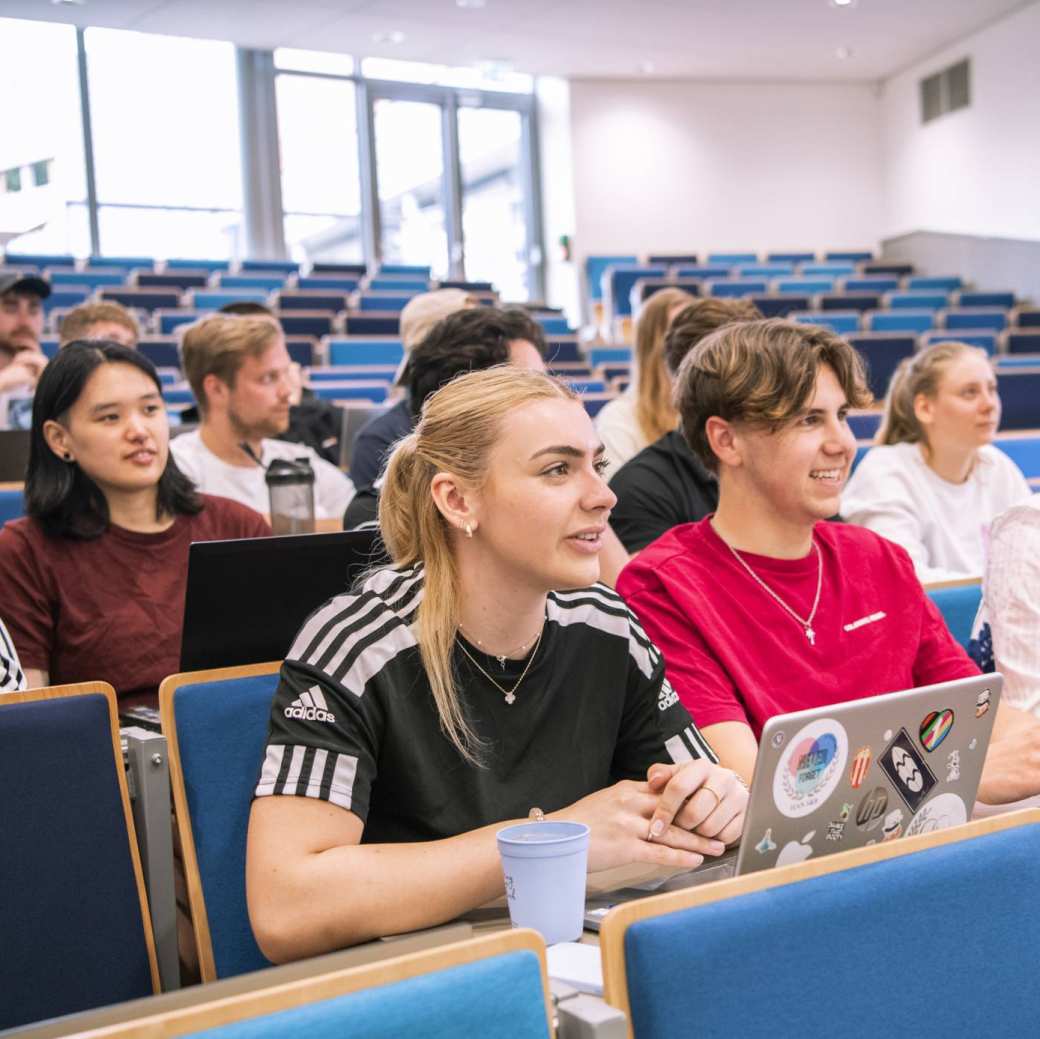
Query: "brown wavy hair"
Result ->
[[632, 288, 695, 444]]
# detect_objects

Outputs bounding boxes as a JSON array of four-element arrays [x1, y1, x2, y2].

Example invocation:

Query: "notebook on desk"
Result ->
[[585, 673, 1001, 925], [179, 529, 383, 673]]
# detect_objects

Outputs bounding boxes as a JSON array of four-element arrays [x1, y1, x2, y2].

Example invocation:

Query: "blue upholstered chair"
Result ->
[[942, 307, 1009, 332], [706, 252, 757, 265], [546, 338, 582, 363], [0, 486, 25, 527], [298, 275, 360, 292], [345, 314, 400, 336], [101, 288, 183, 312], [279, 313, 334, 338], [0, 682, 159, 1029], [79, 931, 552, 1039], [191, 290, 270, 311], [921, 329, 998, 354], [377, 263, 431, 277], [138, 271, 210, 290], [50, 268, 126, 288], [956, 290, 1015, 309], [368, 277, 429, 292], [1002, 329, 1040, 354], [358, 293, 417, 313], [748, 294, 810, 318], [159, 310, 202, 334], [865, 309, 934, 333], [160, 662, 283, 981], [768, 251, 815, 263], [996, 369, 1040, 430], [276, 292, 349, 313], [773, 277, 833, 294], [167, 258, 231, 272], [885, 290, 948, 310], [588, 347, 632, 368], [993, 435, 1040, 479], [848, 333, 916, 399], [926, 580, 983, 651], [4, 251, 75, 267], [790, 310, 861, 335], [842, 275, 900, 293], [605, 266, 667, 318], [706, 279, 768, 298], [217, 274, 288, 292], [601, 811, 1040, 1039], [847, 411, 881, 439], [137, 338, 182, 368], [802, 262, 856, 277], [241, 259, 300, 275], [327, 337, 404, 366], [89, 254, 155, 270], [308, 382, 389, 403], [818, 292, 881, 312], [825, 249, 874, 262], [907, 274, 962, 292]]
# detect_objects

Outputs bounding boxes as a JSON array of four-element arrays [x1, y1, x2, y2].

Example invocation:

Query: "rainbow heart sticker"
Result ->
[[919, 709, 954, 752]]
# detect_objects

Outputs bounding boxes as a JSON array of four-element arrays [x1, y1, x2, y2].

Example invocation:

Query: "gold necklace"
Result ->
[[456, 628, 544, 705], [456, 623, 542, 669]]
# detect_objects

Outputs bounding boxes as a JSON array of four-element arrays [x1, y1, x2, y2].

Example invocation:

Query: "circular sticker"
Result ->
[[905, 793, 967, 837], [773, 718, 849, 818]]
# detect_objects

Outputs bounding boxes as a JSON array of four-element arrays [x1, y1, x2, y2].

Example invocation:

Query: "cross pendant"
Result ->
[[504, 691, 516, 705], [806, 627, 816, 646]]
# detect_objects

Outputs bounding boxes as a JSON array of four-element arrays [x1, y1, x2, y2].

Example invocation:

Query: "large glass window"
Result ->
[[458, 106, 529, 300], [85, 28, 243, 259], [373, 98, 449, 278], [0, 18, 90, 256], [276, 75, 363, 264]]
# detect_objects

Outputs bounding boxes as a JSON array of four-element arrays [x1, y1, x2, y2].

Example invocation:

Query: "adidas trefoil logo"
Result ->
[[284, 685, 336, 724]]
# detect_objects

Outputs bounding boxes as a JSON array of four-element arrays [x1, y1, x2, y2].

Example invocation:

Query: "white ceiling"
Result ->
[[1, 0, 1033, 81]]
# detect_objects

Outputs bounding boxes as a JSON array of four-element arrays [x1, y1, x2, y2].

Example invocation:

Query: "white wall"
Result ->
[[568, 79, 884, 264], [881, 1, 1040, 240]]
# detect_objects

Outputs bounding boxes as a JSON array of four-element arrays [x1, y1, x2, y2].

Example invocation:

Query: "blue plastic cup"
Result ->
[[496, 820, 590, 945]]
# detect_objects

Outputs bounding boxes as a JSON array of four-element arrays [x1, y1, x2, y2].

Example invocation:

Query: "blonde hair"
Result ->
[[878, 341, 990, 447], [632, 288, 694, 444], [58, 301, 140, 347], [179, 314, 282, 414], [379, 366, 578, 762]]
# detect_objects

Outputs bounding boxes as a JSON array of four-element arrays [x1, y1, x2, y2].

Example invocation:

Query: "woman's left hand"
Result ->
[[645, 760, 748, 848]]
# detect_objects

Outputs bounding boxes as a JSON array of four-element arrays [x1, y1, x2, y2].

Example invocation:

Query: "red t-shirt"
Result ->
[[0, 495, 270, 706], [617, 518, 978, 738]]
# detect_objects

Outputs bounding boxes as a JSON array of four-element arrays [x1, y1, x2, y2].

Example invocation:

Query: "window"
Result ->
[[85, 28, 243, 259], [276, 74, 363, 264], [0, 18, 90, 255], [920, 58, 971, 124]]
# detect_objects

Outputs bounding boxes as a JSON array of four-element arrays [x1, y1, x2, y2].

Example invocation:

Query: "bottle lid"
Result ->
[[265, 457, 315, 486]]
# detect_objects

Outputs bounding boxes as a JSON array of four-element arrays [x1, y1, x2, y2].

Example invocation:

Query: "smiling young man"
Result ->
[[616, 319, 1040, 807], [171, 314, 355, 520]]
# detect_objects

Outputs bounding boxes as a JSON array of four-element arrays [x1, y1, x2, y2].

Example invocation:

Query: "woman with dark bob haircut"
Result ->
[[0, 341, 270, 705]]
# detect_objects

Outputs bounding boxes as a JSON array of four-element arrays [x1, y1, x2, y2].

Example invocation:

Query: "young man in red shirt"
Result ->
[[617, 317, 1040, 805]]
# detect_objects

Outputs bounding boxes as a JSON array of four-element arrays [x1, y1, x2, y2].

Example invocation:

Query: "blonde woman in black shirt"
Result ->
[[248, 367, 746, 961]]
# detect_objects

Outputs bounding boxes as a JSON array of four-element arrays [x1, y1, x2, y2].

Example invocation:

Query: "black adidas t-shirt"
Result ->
[[256, 564, 716, 844]]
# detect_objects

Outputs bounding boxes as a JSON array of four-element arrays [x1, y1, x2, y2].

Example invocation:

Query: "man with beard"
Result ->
[[171, 314, 354, 520], [0, 272, 50, 428]]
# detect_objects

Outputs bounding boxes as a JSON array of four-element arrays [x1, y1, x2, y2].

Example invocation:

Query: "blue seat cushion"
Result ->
[[188, 950, 549, 1039], [624, 823, 1040, 1039]]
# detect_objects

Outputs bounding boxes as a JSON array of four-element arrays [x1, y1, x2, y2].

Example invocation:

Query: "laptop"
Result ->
[[0, 428, 31, 481], [585, 673, 1001, 926], [179, 528, 383, 673]]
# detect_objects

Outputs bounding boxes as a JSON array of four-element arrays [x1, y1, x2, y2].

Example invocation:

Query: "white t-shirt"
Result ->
[[595, 391, 649, 479], [170, 430, 355, 521], [841, 441, 1031, 584], [982, 495, 1040, 716]]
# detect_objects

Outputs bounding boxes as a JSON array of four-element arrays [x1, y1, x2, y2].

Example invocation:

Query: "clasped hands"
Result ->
[[555, 760, 749, 873]]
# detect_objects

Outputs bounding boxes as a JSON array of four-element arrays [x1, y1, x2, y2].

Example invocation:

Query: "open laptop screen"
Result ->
[[179, 529, 383, 673]]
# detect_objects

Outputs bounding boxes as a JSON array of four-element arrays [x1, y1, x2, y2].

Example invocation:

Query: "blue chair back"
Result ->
[[791, 310, 861, 335], [0, 487, 25, 526], [821, 293, 881, 314], [907, 275, 962, 291], [328, 338, 404, 366], [584, 255, 638, 300], [161, 665, 282, 981], [604, 813, 1040, 1039], [89, 932, 551, 1039], [588, 347, 632, 368], [867, 309, 934, 333], [50, 269, 126, 288], [826, 250, 873, 261], [217, 274, 287, 291], [843, 276, 900, 293], [944, 307, 1009, 331], [997, 369, 1040, 430], [0, 684, 157, 1029], [707, 252, 757, 265], [802, 262, 856, 276], [241, 259, 300, 275], [193, 290, 269, 310], [848, 333, 916, 399], [167, 258, 231, 271], [927, 582, 983, 650], [993, 435, 1040, 479], [847, 411, 881, 439]]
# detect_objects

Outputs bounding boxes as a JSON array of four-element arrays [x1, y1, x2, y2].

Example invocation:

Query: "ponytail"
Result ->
[[379, 367, 578, 764]]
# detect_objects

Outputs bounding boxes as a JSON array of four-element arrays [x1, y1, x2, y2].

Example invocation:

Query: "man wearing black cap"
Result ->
[[0, 273, 50, 426]]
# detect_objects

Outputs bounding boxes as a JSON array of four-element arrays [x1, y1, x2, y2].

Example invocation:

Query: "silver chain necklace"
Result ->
[[724, 539, 823, 646], [456, 629, 544, 705]]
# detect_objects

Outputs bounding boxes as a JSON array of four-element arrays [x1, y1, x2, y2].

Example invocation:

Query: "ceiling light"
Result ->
[[457, 0, 487, 7], [829, 0, 857, 7], [372, 30, 406, 45], [836, 45, 854, 59], [51, 0, 86, 6]]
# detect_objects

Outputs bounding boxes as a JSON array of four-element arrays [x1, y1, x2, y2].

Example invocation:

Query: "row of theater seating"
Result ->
[[8, 608, 1038, 1036]]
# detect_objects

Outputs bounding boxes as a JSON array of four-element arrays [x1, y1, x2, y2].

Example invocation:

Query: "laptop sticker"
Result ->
[[776, 830, 816, 866], [773, 719, 848, 818], [969, 738, 978, 751], [883, 729, 893, 741], [826, 802, 854, 842], [945, 750, 961, 782], [849, 746, 873, 788], [855, 786, 888, 832], [905, 792, 967, 837], [770, 730, 786, 749], [881, 808, 904, 841], [755, 828, 777, 855], [975, 689, 992, 718], [879, 728, 937, 812], [919, 709, 954, 752]]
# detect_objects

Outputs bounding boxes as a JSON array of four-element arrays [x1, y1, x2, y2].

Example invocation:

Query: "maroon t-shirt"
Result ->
[[0, 495, 270, 706], [618, 518, 979, 737]]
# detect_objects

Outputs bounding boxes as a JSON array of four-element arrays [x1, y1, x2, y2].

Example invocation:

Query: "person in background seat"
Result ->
[[0, 341, 269, 705]]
